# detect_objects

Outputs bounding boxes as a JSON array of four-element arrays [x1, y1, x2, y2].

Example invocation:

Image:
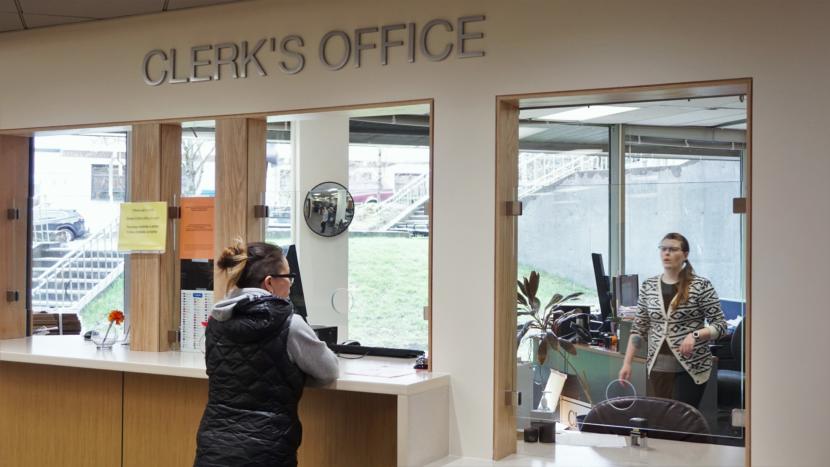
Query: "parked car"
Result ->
[[33, 209, 87, 242]]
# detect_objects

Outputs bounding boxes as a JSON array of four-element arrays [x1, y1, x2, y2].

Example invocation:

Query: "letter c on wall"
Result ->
[[142, 49, 168, 86]]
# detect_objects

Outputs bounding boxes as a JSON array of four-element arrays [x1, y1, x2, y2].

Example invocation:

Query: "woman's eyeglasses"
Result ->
[[271, 273, 296, 285], [657, 246, 683, 253]]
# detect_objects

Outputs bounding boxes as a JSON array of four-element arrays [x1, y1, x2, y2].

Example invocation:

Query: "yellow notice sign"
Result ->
[[118, 202, 168, 252]]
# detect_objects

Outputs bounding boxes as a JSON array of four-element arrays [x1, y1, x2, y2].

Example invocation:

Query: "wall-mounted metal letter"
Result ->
[[457, 15, 486, 58], [407, 23, 417, 63], [279, 35, 305, 74], [190, 44, 213, 83], [240, 39, 268, 78], [214, 42, 240, 80], [168, 48, 189, 84], [353, 27, 378, 68], [380, 24, 406, 65], [419, 19, 453, 61], [319, 30, 351, 71], [142, 49, 168, 86]]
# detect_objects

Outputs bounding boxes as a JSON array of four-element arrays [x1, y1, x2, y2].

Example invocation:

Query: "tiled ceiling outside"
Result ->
[[0, 0, 246, 33]]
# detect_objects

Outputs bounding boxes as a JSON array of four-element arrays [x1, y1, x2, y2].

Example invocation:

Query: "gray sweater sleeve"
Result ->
[[286, 315, 340, 386]]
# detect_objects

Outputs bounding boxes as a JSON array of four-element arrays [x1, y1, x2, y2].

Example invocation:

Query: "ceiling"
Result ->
[[520, 96, 746, 129], [0, 0, 247, 33]]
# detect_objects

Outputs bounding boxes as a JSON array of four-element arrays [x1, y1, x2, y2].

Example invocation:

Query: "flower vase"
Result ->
[[90, 323, 121, 350]]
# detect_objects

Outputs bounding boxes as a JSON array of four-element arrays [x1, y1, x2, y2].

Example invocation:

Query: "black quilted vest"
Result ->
[[194, 296, 305, 467]]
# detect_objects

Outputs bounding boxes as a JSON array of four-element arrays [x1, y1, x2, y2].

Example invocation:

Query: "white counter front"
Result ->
[[0, 335, 449, 396]]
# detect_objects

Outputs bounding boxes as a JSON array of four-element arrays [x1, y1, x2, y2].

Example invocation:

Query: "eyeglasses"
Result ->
[[271, 273, 296, 285], [657, 246, 683, 253]]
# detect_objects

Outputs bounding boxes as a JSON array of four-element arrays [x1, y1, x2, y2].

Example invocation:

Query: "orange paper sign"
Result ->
[[180, 197, 214, 259]]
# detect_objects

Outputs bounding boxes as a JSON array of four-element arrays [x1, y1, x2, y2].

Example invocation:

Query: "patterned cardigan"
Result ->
[[630, 274, 728, 385]]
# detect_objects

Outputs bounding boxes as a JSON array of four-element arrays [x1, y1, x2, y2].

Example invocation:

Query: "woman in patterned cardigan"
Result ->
[[618, 232, 728, 408]]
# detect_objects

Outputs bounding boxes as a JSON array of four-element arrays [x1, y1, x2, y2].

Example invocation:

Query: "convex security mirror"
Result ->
[[304, 182, 355, 237]]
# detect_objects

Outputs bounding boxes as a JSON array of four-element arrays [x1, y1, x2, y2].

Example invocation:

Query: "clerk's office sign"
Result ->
[[141, 15, 485, 86]]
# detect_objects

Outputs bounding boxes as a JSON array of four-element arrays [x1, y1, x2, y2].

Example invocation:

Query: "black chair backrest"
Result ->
[[582, 396, 711, 443]]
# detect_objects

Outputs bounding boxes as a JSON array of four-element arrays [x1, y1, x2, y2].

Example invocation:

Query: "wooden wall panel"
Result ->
[[214, 117, 266, 299], [0, 135, 30, 339], [298, 388, 397, 467], [159, 125, 181, 351], [246, 118, 267, 243], [493, 99, 519, 459], [129, 123, 181, 351], [0, 362, 122, 467], [123, 373, 207, 467]]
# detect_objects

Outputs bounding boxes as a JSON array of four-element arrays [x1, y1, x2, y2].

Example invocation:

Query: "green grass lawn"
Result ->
[[348, 236, 429, 350], [79, 274, 124, 331]]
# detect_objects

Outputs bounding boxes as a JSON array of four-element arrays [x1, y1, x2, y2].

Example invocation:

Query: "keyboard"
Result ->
[[329, 344, 425, 359]]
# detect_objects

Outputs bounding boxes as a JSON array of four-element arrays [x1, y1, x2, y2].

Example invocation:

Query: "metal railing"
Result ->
[[352, 173, 429, 231], [31, 219, 123, 313], [519, 155, 601, 199]]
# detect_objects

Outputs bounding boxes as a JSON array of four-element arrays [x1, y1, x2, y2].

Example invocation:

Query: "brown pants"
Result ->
[[647, 370, 706, 408]]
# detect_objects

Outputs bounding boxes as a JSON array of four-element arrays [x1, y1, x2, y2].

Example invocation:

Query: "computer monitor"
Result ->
[[284, 244, 307, 319], [591, 253, 612, 322]]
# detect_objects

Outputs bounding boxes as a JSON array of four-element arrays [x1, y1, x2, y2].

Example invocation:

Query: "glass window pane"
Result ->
[[348, 142, 430, 351], [181, 121, 216, 198], [266, 122, 293, 245], [32, 129, 129, 333]]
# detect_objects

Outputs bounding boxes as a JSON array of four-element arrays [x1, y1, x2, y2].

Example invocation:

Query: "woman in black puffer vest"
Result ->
[[194, 241, 339, 467]]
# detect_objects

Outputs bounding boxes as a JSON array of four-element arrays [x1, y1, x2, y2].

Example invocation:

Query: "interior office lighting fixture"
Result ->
[[538, 105, 639, 122]]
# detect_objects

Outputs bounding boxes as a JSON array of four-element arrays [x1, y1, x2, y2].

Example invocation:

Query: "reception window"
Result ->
[[31, 128, 130, 334]]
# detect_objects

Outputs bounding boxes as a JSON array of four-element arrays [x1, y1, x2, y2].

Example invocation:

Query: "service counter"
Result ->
[[0, 336, 450, 467]]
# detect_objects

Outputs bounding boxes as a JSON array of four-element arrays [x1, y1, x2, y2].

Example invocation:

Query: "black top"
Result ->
[[194, 296, 306, 467], [661, 279, 678, 312]]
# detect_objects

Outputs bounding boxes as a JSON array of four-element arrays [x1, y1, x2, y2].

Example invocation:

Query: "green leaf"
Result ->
[[544, 293, 563, 311], [544, 332, 559, 351], [528, 271, 540, 299], [530, 296, 541, 314], [517, 280, 528, 299], [517, 292, 528, 307], [559, 338, 577, 356]]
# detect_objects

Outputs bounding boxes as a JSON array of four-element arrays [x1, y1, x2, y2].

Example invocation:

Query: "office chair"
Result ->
[[581, 396, 711, 443], [717, 319, 745, 409]]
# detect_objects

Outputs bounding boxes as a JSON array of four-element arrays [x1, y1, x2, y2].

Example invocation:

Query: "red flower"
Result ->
[[200, 321, 208, 328], [108, 310, 125, 325]]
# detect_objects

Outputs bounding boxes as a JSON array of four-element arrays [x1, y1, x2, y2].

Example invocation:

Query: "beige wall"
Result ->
[[2, 0, 829, 464]]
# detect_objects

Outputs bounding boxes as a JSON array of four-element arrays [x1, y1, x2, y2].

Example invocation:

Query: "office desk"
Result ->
[[0, 336, 449, 467], [545, 343, 647, 405]]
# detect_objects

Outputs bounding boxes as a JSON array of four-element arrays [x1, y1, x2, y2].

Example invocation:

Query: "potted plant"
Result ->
[[517, 271, 592, 404]]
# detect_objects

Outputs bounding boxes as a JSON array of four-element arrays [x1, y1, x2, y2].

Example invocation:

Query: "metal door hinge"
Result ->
[[504, 390, 522, 407], [168, 206, 181, 219], [167, 329, 181, 344], [733, 197, 747, 214], [6, 290, 19, 302], [6, 208, 19, 220], [506, 201, 523, 216], [253, 205, 270, 219]]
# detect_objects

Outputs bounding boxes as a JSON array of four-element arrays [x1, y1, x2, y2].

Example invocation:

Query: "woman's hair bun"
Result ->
[[217, 239, 247, 271]]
